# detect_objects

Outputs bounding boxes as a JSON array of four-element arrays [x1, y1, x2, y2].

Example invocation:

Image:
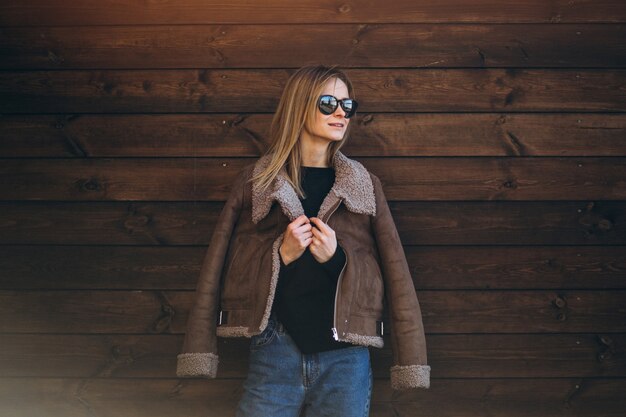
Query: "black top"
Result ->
[[271, 165, 353, 354]]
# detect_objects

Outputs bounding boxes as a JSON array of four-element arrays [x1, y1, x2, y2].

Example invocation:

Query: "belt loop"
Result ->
[[376, 320, 384, 336], [217, 310, 229, 326]]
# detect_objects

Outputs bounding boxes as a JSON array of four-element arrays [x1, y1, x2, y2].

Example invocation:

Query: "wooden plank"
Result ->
[[0, 201, 623, 245], [1, 377, 625, 417], [0, 290, 624, 333], [1, 0, 625, 26], [1, 333, 624, 378], [3, 113, 626, 158], [2, 24, 625, 69], [403, 246, 626, 290], [1, 157, 625, 201], [1, 69, 625, 113], [1, 245, 625, 290]]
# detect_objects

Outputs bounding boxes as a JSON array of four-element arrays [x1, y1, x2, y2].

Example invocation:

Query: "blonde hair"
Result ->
[[248, 64, 356, 199]]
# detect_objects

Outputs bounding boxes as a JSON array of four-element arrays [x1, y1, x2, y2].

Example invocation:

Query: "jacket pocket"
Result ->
[[353, 248, 384, 317], [220, 234, 263, 309]]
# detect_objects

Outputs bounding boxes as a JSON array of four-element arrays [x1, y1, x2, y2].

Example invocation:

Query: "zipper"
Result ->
[[332, 254, 348, 340], [324, 200, 346, 341]]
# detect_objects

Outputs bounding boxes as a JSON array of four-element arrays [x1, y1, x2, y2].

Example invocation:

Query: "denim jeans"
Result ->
[[236, 312, 373, 417]]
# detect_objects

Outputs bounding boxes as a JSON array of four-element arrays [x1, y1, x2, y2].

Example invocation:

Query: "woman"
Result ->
[[176, 64, 430, 416]]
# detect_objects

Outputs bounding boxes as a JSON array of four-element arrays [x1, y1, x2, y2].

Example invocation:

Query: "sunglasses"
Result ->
[[318, 95, 359, 119]]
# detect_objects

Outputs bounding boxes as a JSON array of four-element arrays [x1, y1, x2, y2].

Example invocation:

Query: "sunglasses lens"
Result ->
[[318, 95, 336, 115], [342, 99, 356, 118]]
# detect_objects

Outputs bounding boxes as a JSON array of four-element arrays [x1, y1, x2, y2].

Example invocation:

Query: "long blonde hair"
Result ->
[[248, 64, 357, 198]]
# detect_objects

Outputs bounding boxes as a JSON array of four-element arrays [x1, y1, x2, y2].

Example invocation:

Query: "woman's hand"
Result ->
[[279, 215, 312, 265], [308, 217, 338, 264]]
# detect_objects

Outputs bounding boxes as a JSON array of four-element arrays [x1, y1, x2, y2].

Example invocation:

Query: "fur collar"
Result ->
[[251, 150, 376, 224]]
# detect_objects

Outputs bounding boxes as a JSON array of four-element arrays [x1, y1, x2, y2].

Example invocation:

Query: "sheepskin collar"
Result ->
[[251, 150, 376, 224]]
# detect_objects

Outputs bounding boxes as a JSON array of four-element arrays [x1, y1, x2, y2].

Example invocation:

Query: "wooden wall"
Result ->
[[1, 1, 625, 416]]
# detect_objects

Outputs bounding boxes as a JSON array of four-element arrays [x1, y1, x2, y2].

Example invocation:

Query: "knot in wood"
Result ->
[[553, 295, 567, 308]]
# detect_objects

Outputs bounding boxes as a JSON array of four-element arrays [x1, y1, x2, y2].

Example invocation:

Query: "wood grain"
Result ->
[[2, 0, 625, 26], [1, 245, 624, 290], [2, 113, 625, 158], [1, 377, 625, 417], [1, 69, 625, 113], [1, 157, 624, 201], [1, 290, 625, 334], [1, 334, 624, 378], [2, 1, 624, 415], [1, 24, 624, 69], [0, 201, 623, 245]]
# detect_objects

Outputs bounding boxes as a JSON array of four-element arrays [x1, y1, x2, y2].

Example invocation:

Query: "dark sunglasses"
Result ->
[[318, 95, 359, 119]]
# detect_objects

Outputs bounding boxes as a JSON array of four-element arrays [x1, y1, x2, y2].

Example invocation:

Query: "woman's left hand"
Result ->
[[308, 217, 338, 263]]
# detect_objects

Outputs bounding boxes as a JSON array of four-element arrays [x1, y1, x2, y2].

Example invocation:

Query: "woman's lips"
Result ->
[[328, 123, 344, 128]]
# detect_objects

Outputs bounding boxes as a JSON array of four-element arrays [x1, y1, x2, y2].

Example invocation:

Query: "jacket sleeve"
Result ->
[[370, 173, 431, 390], [176, 167, 248, 378]]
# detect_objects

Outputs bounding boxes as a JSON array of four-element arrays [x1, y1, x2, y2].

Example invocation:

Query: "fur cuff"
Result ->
[[176, 352, 218, 378], [390, 364, 431, 390]]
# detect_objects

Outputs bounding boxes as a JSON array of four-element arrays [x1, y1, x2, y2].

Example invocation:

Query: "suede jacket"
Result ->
[[176, 150, 430, 390]]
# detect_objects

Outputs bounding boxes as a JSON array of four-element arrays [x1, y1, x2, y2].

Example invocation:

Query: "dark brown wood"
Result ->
[[1, 377, 625, 417], [2, 69, 625, 113], [0, 201, 622, 245], [2, 0, 625, 26], [1, 157, 625, 201], [1, 246, 624, 290], [1, 334, 624, 378], [2, 1, 625, 415], [0, 246, 204, 290], [3, 113, 626, 158], [0, 290, 624, 334], [2, 24, 625, 69], [404, 246, 626, 290]]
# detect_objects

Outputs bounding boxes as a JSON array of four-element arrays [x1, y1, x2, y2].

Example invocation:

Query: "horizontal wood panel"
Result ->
[[0, 201, 622, 245], [1, 245, 624, 290], [3, 1, 623, 416], [2, 157, 625, 201], [2, 69, 625, 113], [3, 113, 626, 158], [1, 334, 623, 378], [1, 377, 625, 417], [2, 24, 625, 69], [0, 290, 624, 333], [2, 0, 625, 26]]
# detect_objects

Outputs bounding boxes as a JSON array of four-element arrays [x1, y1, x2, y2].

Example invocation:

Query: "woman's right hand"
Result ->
[[279, 215, 312, 265]]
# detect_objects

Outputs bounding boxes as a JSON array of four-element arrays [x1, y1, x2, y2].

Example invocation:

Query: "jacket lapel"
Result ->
[[251, 150, 377, 224]]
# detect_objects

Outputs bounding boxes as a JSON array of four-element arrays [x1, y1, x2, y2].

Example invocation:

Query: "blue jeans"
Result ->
[[236, 312, 373, 417]]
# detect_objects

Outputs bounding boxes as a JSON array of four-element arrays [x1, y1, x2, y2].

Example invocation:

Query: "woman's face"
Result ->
[[302, 77, 352, 145]]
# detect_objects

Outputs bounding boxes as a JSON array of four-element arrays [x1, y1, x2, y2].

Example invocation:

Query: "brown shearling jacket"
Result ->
[[176, 150, 430, 390]]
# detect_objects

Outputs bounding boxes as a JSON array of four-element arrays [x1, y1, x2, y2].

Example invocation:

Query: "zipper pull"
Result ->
[[332, 327, 339, 341]]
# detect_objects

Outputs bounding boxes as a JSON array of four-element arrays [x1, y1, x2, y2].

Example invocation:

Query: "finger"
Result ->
[[292, 215, 310, 227], [289, 220, 310, 236], [310, 229, 327, 246], [310, 219, 332, 238], [310, 226, 322, 238], [295, 223, 313, 234], [310, 217, 330, 233]]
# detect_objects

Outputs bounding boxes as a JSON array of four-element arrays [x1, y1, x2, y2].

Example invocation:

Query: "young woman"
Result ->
[[176, 65, 430, 417]]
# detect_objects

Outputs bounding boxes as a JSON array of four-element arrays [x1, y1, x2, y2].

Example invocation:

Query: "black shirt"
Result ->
[[271, 165, 354, 354]]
